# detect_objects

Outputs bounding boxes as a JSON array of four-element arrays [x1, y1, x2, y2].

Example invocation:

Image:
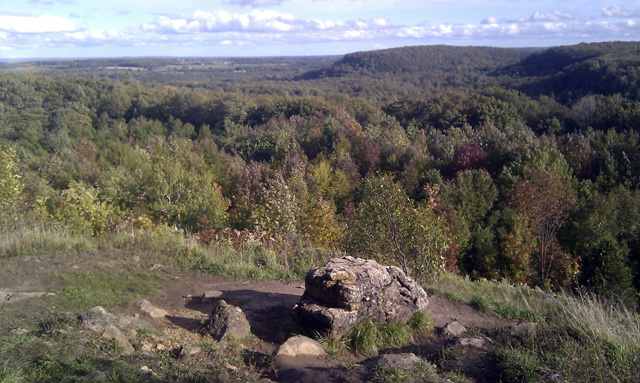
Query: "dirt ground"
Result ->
[[1, 250, 516, 382]]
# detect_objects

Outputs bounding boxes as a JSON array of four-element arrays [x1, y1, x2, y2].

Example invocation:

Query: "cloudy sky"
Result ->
[[1, 0, 639, 58]]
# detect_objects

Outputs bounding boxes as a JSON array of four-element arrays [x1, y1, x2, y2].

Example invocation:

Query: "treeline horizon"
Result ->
[[2, 41, 640, 305]]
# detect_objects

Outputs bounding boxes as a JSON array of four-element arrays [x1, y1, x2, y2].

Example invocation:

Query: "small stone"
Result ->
[[86, 371, 107, 382], [141, 342, 153, 352], [511, 322, 537, 337], [140, 366, 156, 376], [275, 335, 326, 357], [150, 264, 165, 271], [132, 256, 141, 263], [457, 335, 492, 348], [224, 363, 238, 372], [9, 328, 29, 336], [182, 346, 202, 356], [442, 321, 466, 337], [373, 353, 423, 371], [155, 343, 166, 351], [134, 299, 168, 318]]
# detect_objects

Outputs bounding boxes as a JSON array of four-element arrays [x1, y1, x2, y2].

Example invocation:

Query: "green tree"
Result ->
[[346, 174, 450, 281], [143, 139, 228, 232], [0, 145, 24, 227], [52, 181, 119, 235]]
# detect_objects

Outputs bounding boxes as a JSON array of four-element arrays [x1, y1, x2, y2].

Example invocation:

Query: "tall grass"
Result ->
[[424, 273, 555, 322], [0, 225, 93, 259], [427, 273, 640, 382]]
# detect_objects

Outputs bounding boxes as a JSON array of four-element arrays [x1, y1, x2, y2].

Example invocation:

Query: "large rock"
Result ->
[[208, 300, 251, 341], [295, 256, 429, 339]]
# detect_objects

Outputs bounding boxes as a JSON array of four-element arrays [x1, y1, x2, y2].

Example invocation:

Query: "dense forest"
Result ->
[[2, 41, 640, 305]]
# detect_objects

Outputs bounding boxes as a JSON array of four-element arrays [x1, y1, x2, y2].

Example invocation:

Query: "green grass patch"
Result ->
[[56, 267, 168, 311]]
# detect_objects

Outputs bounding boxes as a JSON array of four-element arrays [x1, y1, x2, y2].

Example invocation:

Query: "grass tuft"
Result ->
[[0, 361, 24, 383], [495, 347, 540, 383], [319, 311, 435, 357]]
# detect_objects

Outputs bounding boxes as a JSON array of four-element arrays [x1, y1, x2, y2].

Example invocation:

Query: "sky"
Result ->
[[1, 0, 639, 58]]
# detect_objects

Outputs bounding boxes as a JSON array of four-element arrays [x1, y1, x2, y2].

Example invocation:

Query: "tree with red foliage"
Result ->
[[448, 142, 488, 176], [504, 167, 577, 288]]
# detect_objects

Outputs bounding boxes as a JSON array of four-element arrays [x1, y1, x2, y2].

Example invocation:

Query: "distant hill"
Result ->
[[501, 41, 640, 101], [298, 42, 640, 102], [298, 45, 534, 79]]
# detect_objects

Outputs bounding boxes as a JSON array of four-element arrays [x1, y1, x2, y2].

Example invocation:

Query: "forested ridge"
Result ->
[[2, 41, 640, 305]]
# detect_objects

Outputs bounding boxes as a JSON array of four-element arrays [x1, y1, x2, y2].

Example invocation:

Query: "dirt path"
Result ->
[[146, 275, 515, 382], [1, 250, 517, 382]]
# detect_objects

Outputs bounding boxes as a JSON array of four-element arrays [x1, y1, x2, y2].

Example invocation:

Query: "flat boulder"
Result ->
[[295, 256, 429, 339]]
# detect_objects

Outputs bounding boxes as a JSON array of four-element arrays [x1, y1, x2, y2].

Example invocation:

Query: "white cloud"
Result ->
[[602, 5, 638, 18], [530, 11, 574, 22], [225, 0, 284, 7], [482, 11, 574, 25], [3, 6, 640, 56], [0, 14, 76, 33], [142, 9, 299, 34]]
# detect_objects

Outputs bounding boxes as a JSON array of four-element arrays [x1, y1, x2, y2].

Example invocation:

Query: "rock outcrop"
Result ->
[[295, 256, 429, 339]]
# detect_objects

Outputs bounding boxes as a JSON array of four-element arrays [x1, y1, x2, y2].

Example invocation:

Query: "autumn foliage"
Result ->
[[503, 167, 577, 288]]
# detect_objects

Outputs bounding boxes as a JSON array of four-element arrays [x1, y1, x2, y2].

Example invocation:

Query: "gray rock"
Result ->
[[208, 300, 251, 341], [134, 299, 168, 318], [182, 346, 202, 356], [80, 306, 116, 332], [511, 322, 537, 337], [150, 263, 165, 271], [372, 353, 423, 371], [295, 256, 429, 339], [85, 371, 107, 382], [117, 316, 155, 332], [456, 335, 492, 348], [275, 335, 326, 357], [101, 325, 135, 355], [442, 321, 466, 337], [9, 328, 30, 336]]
